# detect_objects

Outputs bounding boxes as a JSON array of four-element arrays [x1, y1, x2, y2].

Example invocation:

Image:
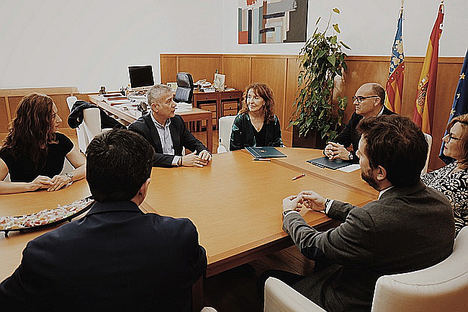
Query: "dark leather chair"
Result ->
[[174, 72, 194, 103]]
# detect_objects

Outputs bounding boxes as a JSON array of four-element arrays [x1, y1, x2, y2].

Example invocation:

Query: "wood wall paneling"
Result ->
[[251, 57, 287, 139], [221, 56, 251, 92], [178, 55, 222, 84], [160, 55, 177, 83], [283, 57, 301, 147], [0, 98, 9, 133]]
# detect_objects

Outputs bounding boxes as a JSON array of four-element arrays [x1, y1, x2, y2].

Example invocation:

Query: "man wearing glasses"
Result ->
[[324, 83, 394, 163]]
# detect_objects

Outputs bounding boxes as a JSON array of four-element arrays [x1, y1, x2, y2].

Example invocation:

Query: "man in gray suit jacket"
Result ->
[[281, 115, 455, 311]]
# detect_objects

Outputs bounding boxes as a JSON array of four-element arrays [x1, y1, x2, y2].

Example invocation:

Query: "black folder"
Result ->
[[307, 156, 351, 170], [245, 146, 287, 158]]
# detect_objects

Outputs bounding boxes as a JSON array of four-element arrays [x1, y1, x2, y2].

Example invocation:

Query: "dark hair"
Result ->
[[447, 113, 468, 169], [370, 83, 385, 105], [239, 83, 275, 122], [1, 93, 56, 168], [357, 115, 428, 187], [85, 129, 155, 202]]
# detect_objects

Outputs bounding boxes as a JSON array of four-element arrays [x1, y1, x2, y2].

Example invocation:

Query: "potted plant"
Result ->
[[290, 8, 350, 148]]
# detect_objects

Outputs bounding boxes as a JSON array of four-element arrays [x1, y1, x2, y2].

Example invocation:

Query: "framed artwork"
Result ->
[[238, 0, 308, 44]]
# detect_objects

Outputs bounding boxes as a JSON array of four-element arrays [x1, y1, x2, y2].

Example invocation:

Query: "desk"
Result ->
[[0, 148, 376, 280], [0, 148, 377, 303], [89, 95, 213, 153]]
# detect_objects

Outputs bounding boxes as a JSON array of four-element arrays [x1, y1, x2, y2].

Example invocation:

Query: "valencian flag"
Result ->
[[384, 7, 405, 114], [413, 2, 444, 135], [439, 49, 468, 163]]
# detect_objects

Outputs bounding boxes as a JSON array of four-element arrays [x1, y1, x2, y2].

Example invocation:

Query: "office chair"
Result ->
[[264, 227, 468, 312], [422, 133, 433, 174], [66, 96, 88, 153], [174, 72, 194, 103], [217, 116, 236, 153]]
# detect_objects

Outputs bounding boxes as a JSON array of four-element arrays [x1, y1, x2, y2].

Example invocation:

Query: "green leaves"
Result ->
[[292, 7, 349, 142], [332, 24, 341, 33]]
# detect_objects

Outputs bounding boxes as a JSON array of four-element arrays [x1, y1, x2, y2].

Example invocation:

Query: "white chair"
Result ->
[[264, 277, 325, 312], [264, 228, 468, 312], [422, 133, 433, 174], [82, 107, 102, 142], [372, 226, 468, 312], [217, 115, 236, 153], [66, 96, 88, 153]]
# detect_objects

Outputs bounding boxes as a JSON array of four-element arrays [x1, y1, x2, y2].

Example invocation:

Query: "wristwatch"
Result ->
[[348, 152, 354, 161]]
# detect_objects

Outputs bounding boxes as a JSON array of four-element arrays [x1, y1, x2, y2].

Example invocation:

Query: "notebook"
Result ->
[[307, 156, 351, 170], [245, 146, 287, 159]]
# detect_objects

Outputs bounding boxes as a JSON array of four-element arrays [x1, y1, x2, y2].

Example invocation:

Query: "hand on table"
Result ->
[[298, 190, 326, 212], [324, 142, 349, 160], [28, 175, 53, 192], [47, 174, 72, 192], [182, 151, 210, 167], [198, 150, 212, 162]]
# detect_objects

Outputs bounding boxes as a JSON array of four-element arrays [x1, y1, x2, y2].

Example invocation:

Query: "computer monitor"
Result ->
[[128, 65, 154, 89]]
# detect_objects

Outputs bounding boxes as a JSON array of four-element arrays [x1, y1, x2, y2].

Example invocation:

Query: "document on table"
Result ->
[[338, 164, 360, 172]]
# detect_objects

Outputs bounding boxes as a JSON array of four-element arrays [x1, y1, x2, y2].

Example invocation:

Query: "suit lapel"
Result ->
[[143, 114, 164, 153], [169, 117, 181, 154]]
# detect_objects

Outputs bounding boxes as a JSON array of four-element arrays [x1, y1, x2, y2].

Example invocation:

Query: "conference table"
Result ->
[[0, 148, 377, 307], [89, 94, 213, 153]]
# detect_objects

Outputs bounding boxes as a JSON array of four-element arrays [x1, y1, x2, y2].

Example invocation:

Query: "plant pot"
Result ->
[[292, 126, 327, 149]]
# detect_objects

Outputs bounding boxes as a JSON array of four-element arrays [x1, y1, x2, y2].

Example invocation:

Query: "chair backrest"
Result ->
[[66, 96, 88, 153], [372, 226, 468, 312], [217, 116, 236, 153], [82, 107, 102, 142], [174, 72, 194, 103], [264, 277, 326, 312], [422, 133, 433, 174]]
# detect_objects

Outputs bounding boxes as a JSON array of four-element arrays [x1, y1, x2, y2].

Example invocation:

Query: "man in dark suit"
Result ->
[[281, 115, 455, 311], [0, 129, 207, 311], [324, 83, 394, 163], [128, 84, 211, 167]]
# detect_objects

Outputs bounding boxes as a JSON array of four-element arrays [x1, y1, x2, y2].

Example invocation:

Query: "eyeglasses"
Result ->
[[352, 95, 380, 104], [445, 133, 461, 142]]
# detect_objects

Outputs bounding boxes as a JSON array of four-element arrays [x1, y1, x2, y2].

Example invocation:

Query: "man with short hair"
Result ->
[[324, 82, 394, 163], [281, 115, 455, 311], [129, 84, 211, 167], [0, 129, 207, 311]]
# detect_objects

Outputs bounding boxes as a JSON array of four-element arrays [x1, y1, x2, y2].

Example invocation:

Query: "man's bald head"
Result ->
[[357, 83, 385, 106]]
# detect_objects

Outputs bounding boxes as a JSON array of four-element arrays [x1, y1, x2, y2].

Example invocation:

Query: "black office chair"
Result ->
[[174, 72, 194, 103]]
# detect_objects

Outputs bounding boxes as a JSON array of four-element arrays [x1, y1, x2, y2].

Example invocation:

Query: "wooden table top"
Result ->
[[0, 148, 377, 280]]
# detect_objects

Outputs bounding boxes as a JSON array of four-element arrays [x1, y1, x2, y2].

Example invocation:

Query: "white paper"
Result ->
[[338, 164, 361, 172]]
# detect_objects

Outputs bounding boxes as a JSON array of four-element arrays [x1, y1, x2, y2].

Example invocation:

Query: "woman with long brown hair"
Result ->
[[230, 83, 283, 151], [421, 113, 468, 236], [0, 93, 85, 194]]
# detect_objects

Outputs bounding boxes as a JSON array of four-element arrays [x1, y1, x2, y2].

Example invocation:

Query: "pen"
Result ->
[[254, 158, 271, 161], [292, 173, 306, 181]]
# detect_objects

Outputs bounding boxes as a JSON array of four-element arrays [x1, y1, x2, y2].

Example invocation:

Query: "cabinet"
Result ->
[[192, 90, 242, 130]]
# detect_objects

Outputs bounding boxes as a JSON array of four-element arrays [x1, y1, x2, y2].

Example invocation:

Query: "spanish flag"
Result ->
[[413, 2, 444, 134], [384, 7, 405, 114]]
